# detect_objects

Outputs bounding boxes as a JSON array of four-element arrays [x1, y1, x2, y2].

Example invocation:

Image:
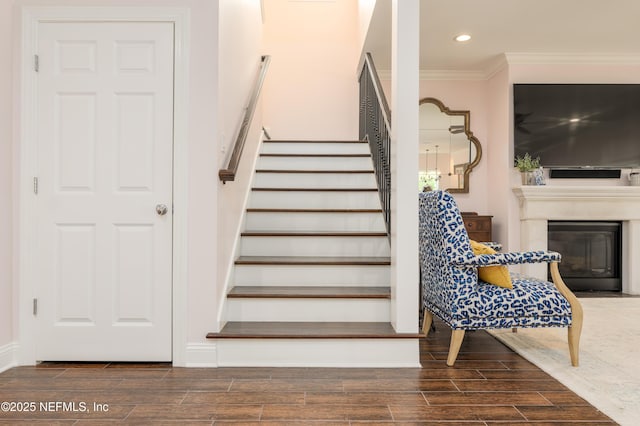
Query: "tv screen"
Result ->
[[513, 84, 640, 168]]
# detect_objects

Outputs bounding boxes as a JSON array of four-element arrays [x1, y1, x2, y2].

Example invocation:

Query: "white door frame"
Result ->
[[18, 6, 190, 366]]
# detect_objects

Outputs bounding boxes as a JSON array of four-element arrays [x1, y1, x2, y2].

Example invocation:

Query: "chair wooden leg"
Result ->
[[550, 262, 583, 367], [446, 329, 465, 367], [568, 304, 583, 367], [421, 310, 433, 336]]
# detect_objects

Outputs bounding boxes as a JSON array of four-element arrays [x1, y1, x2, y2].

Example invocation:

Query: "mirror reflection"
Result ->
[[419, 97, 481, 193]]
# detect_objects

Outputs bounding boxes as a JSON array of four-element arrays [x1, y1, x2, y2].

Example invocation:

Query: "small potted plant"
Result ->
[[515, 153, 541, 185]]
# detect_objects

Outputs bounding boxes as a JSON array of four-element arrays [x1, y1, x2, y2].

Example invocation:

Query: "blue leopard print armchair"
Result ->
[[419, 190, 583, 367]]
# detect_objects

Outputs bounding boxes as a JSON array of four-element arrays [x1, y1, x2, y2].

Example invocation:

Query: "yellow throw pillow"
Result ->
[[469, 240, 513, 289]]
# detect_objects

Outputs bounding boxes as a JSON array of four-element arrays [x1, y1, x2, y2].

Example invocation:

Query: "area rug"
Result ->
[[488, 297, 640, 426]]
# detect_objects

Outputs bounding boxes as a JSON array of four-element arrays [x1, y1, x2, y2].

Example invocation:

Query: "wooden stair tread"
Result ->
[[264, 140, 366, 144], [228, 286, 390, 299], [260, 153, 371, 158], [255, 169, 373, 174], [235, 256, 391, 265], [252, 187, 378, 192], [246, 208, 383, 213], [240, 231, 387, 237], [207, 322, 422, 339]]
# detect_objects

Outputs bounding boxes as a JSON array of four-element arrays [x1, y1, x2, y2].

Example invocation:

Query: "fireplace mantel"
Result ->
[[512, 186, 640, 294]]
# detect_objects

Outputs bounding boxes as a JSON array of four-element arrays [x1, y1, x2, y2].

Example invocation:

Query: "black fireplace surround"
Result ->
[[548, 221, 622, 292]]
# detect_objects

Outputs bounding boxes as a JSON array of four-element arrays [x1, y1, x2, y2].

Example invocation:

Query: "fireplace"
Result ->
[[548, 222, 622, 292], [513, 186, 640, 295]]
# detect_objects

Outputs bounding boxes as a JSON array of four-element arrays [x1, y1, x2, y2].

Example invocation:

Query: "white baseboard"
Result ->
[[0, 342, 19, 373], [183, 343, 218, 367]]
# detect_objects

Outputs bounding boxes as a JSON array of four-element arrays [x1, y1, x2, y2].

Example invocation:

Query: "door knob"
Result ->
[[156, 204, 168, 216]]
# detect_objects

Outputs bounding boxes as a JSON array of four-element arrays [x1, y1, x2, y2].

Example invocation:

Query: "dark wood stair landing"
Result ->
[[207, 322, 423, 339]]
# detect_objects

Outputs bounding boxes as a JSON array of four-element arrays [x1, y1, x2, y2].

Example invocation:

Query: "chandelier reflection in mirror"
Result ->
[[419, 145, 441, 192]]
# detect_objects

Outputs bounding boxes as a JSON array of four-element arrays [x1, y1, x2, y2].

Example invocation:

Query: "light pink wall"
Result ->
[[262, 0, 360, 140], [0, 0, 13, 349], [419, 80, 490, 215]]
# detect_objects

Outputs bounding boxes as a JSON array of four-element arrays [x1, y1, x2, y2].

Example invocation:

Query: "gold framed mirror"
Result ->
[[419, 97, 482, 193]]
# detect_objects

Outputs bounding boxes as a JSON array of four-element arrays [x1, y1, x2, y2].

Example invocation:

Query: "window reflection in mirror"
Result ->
[[419, 98, 481, 193]]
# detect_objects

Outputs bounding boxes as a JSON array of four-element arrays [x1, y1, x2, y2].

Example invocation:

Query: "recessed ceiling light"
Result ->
[[454, 34, 471, 42], [569, 118, 580, 123]]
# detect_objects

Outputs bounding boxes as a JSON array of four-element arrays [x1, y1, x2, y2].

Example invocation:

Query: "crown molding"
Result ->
[[377, 69, 487, 81], [376, 53, 640, 82], [419, 69, 487, 81], [505, 52, 640, 65]]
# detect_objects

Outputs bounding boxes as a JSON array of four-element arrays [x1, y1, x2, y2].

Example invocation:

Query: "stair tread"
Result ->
[[264, 140, 366, 144], [252, 187, 378, 192], [228, 286, 390, 298], [255, 169, 374, 174], [260, 153, 371, 158], [246, 208, 383, 213], [207, 322, 421, 339], [241, 231, 387, 237], [235, 256, 391, 265]]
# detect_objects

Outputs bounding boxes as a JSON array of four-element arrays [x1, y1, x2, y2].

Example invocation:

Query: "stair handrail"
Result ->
[[219, 55, 271, 183], [359, 52, 391, 236]]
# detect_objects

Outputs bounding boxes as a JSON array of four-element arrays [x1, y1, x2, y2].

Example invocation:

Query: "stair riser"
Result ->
[[253, 172, 377, 188], [226, 299, 390, 322], [234, 265, 390, 286], [245, 212, 386, 232], [215, 339, 420, 367], [262, 142, 370, 155], [248, 191, 382, 209], [257, 156, 373, 171], [240, 236, 390, 257]]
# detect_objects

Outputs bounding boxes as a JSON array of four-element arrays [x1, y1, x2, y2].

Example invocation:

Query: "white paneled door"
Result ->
[[35, 22, 174, 361]]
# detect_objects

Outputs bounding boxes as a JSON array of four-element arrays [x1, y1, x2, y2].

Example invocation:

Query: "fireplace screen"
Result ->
[[548, 221, 621, 292]]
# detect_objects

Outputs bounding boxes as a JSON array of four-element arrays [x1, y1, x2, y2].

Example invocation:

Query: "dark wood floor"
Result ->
[[0, 319, 616, 424]]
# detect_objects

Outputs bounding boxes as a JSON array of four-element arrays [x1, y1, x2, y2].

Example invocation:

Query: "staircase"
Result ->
[[208, 140, 420, 367]]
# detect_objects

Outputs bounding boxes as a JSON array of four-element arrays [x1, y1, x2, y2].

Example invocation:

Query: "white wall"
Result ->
[[358, 0, 377, 51], [262, 0, 360, 140], [215, 0, 264, 330], [485, 66, 511, 248], [0, 0, 13, 354]]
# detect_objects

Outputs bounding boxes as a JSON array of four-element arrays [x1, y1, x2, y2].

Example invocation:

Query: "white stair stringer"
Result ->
[[210, 140, 419, 367]]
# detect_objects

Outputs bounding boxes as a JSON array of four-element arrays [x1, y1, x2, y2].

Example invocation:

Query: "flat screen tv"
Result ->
[[513, 84, 640, 168]]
